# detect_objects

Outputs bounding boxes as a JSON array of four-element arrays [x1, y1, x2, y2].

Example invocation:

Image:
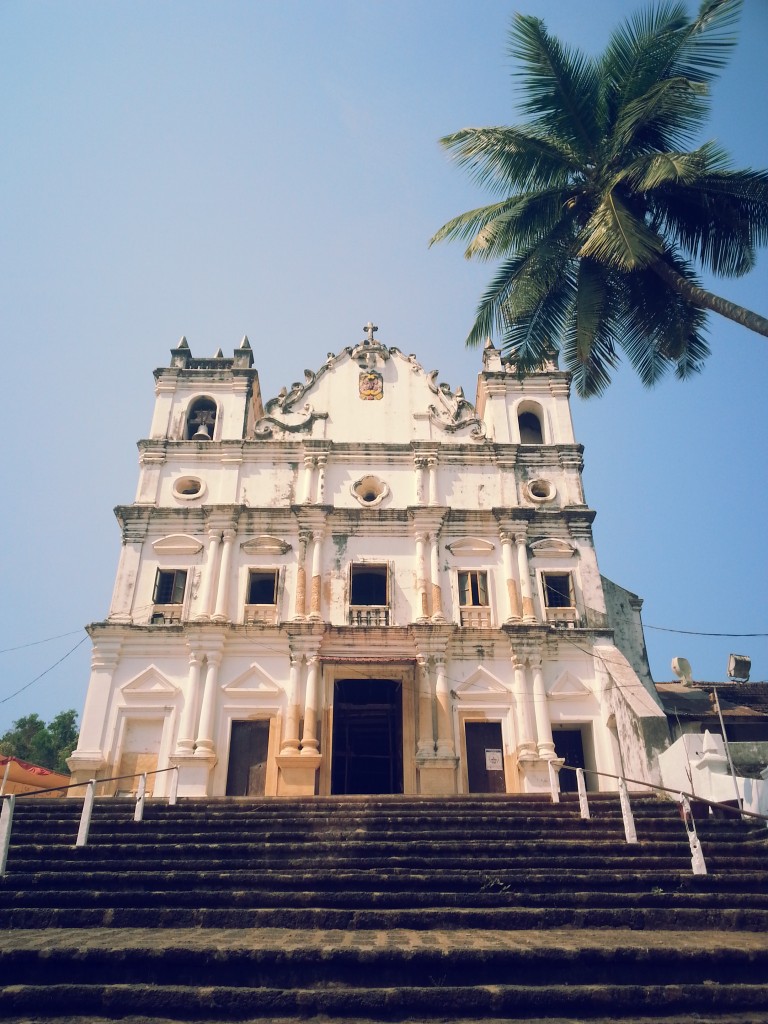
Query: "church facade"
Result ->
[[68, 326, 668, 798]]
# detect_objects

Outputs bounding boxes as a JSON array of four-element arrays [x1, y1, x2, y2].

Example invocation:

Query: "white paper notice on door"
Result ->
[[485, 749, 503, 771]]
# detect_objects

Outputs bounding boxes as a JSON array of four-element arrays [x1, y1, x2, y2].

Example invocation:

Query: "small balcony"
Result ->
[[459, 607, 492, 628], [348, 606, 390, 627], [150, 607, 182, 625], [244, 604, 278, 625], [545, 606, 578, 627]]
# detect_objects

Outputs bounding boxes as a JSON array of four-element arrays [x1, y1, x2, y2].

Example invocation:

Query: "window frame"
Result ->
[[541, 571, 575, 609], [152, 569, 188, 606], [348, 561, 392, 626]]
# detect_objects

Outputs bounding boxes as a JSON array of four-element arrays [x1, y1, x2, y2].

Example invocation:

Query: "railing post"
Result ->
[[548, 760, 560, 803], [0, 796, 15, 877], [576, 768, 590, 819], [678, 793, 707, 875], [618, 778, 638, 844], [0, 760, 10, 797], [75, 780, 96, 848], [168, 765, 179, 806], [134, 773, 147, 822]]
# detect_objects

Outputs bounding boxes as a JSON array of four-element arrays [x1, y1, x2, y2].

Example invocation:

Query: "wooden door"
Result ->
[[465, 721, 506, 794], [226, 720, 270, 796]]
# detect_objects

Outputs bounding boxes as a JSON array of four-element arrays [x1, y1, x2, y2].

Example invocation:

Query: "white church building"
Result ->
[[67, 325, 669, 798]]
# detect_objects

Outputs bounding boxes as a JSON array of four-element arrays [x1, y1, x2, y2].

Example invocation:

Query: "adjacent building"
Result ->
[[68, 326, 668, 798]]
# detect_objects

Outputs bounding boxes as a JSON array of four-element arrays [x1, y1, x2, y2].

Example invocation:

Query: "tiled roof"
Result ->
[[655, 682, 768, 719]]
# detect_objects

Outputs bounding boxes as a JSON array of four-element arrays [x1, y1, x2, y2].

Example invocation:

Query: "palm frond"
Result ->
[[673, 0, 742, 82], [578, 191, 663, 269], [500, 269, 578, 373], [647, 158, 768, 275], [618, 261, 710, 385], [438, 126, 577, 194], [618, 148, 709, 191], [463, 189, 579, 261], [509, 15, 603, 161], [465, 228, 574, 348], [611, 77, 709, 153], [429, 199, 525, 250]]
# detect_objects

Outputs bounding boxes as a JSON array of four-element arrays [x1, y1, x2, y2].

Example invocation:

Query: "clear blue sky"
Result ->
[[1, 0, 766, 734]]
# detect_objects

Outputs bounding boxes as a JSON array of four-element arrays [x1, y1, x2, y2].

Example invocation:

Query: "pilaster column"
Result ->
[[302, 455, 316, 504], [195, 650, 223, 755], [429, 534, 444, 622], [531, 654, 556, 759], [434, 655, 455, 757], [300, 656, 321, 754], [315, 455, 327, 504], [197, 529, 222, 620], [414, 456, 427, 506], [176, 651, 204, 754], [515, 533, 537, 623], [281, 654, 303, 754], [309, 530, 324, 620], [109, 533, 144, 621], [415, 532, 429, 622], [211, 529, 236, 622], [294, 530, 310, 620], [513, 654, 537, 760], [427, 456, 438, 507], [500, 531, 522, 622], [416, 657, 434, 755]]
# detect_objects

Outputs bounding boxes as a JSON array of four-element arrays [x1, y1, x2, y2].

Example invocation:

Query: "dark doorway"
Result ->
[[553, 728, 586, 793], [226, 720, 270, 796], [331, 679, 403, 795], [465, 721, 506, 793]]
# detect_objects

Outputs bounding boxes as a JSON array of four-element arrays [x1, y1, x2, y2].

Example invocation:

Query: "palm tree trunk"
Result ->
[[652, 259, 768, 338]]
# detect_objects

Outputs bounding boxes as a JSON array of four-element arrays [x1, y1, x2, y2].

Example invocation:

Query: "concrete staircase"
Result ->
[[1, 793, 767, 1022]]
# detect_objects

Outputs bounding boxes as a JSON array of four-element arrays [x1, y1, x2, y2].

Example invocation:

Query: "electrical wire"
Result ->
[[0, 636, 88, 706], [0, 629, 84, 655], [644, 624, 768, 638]]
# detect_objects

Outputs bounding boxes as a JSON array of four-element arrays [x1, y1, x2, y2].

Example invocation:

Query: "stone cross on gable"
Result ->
[[363, 322, 378, 344]]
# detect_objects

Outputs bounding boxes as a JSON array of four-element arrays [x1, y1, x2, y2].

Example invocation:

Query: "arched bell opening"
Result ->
[[186, 397, 218, 441]]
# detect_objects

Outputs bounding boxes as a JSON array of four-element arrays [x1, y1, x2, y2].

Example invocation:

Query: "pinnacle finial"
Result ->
[[214, 347, 224, 358], [240, 335, 252, 350], [177, 336, 189, 350]]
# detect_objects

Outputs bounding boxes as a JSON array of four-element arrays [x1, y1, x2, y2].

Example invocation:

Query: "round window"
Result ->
[[526, 478, 556, 503], [173, 476, 206, 500]]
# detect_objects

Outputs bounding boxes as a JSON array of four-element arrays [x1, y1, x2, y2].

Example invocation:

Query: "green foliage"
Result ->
[[0, 710, 79, 775], [431, 0, 768, 396]]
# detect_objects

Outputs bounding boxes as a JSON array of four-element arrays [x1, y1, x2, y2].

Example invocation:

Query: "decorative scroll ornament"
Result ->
[[426, 371, 486, 440], [252, 405, 328, 438], [359, 371, 383, 400]]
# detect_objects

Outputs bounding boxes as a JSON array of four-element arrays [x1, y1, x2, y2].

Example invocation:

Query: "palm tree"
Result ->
[[430, 0, 768, 396]]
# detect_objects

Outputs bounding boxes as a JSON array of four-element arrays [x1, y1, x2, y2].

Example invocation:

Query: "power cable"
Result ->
[[0, 637, 88, 706], [0, 629, 84, 655]]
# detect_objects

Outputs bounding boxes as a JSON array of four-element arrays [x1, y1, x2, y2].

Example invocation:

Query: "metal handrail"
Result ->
[[4, 764, 180, 801], [556, 761, 768, 824]]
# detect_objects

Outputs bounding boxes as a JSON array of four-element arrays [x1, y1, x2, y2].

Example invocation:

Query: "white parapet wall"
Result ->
[[658, 730, 768, 818]]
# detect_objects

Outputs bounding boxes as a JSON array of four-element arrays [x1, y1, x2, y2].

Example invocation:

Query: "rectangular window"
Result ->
[[153, 569, 187, 605], [458, 570, 490, 627], [458, 571, 489, 607], [245, 570, 279, 624], [349, 564, 389, 625], [542, 573, 573, 608], [247, 570, 278, 605]]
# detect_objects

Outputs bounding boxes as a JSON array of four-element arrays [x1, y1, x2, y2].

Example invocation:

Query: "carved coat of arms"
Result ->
[[359, 371, 383, 400]]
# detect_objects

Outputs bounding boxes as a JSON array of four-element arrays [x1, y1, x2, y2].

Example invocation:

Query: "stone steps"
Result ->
[[1, 794, 766, 1021]]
